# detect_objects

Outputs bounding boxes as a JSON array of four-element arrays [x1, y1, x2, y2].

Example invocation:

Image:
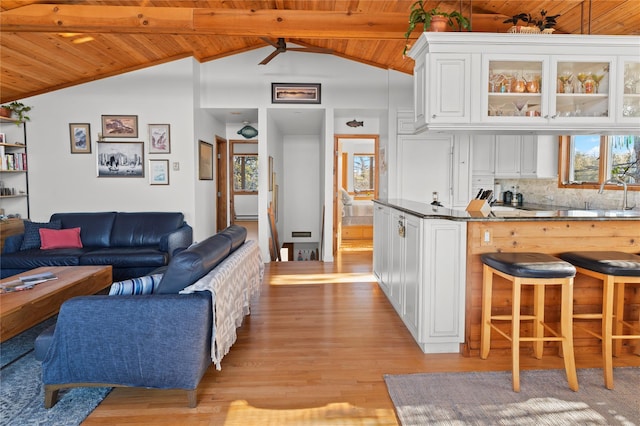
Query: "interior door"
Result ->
[[216, 136, 228, 232]]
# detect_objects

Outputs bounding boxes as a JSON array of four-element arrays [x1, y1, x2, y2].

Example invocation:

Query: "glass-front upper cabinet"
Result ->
[[483, 56, 547, 122], [552, 58, 613, 121], [619, 57, 640, 121]]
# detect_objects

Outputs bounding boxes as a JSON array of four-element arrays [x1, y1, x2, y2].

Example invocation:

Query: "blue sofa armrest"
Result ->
[[42, 292, 212, 393], [160, 222, 193, 258], [2, 233, 24, 254]]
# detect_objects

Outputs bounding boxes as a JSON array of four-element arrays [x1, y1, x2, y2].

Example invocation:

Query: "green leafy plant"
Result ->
[[503, 10, 560, 31], [0, 101, 32, 125], [403, 1, 471, 56]]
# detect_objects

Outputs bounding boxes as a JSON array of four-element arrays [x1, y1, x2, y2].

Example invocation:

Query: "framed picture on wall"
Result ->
[[69, 123, 91, 153], [96, 141, 144, 177], [271, 83, 321, 104], [101, 115, 138, 138], [148, 124, 170, 154], [149, 159, 169, 185], [198, 140, 213, 180]]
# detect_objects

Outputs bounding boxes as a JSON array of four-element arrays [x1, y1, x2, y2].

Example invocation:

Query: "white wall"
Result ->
[[15, 47, 413, 257], [23, 58, 199, 228]]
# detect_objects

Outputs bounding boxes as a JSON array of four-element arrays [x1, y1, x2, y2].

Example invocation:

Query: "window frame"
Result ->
[[232, 153, 258, 194], [352, 153, 376, 198], [559, 135, 639, 192]]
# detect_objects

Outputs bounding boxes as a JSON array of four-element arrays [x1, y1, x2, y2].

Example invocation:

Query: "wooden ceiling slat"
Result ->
[[1, 0, 639, 103]]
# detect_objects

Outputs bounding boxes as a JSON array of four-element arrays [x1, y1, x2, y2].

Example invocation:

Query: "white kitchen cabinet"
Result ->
[[374, 202, 466, 353], [397, 108, 415, 135], [478, 134, 556, 179], [373, 203, 390, 289], [411, 52, 471, 132], [407, 33, 639, 133], [472, 134, 496, 175], [397, 133, 471, 209], [618, 57, 640, 122]]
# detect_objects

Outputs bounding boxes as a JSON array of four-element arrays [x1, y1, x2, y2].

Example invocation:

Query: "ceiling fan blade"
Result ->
[[259, 50, 281, 65], [260, 37, 280, 48], [287, 47, 333, 54]]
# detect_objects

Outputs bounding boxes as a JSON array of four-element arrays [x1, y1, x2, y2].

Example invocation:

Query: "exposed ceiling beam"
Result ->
[[0, 5, 409, 39]]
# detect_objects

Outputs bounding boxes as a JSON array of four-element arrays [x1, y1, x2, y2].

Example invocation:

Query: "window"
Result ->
[[560, 135, 639, 190], [353, 154, 375, 195], [233, 154, 258, 192]]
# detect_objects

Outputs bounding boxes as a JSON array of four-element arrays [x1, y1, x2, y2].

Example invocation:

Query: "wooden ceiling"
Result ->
[[1, 1, 639, 104]]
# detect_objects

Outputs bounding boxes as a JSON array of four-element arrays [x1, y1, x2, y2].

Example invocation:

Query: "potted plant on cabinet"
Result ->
[[403, 1, 471, 56], [0, 101, 32, 125], [503, 10, 560, 34]]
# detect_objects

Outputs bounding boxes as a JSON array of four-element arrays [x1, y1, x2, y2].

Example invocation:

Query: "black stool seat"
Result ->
[[559, 251, 640, 277], [481, 252, 576, 279]]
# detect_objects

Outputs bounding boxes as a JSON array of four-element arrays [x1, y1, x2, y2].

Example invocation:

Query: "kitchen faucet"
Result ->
[[598, 176, 635, 210]]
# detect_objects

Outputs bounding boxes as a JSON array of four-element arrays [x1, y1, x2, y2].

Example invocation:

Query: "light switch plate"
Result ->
[[172, 162, 179, 171]]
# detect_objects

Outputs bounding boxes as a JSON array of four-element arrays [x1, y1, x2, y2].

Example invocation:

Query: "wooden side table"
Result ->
[[0, 218, 24, 252]]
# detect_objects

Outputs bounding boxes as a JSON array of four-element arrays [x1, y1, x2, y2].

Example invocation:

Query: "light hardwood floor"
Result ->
[[84, 248, 640, 425]]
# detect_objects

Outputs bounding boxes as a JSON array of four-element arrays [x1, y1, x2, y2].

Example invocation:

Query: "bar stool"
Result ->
[[559, 251, 640, 389], [480, 252, 579, 392]]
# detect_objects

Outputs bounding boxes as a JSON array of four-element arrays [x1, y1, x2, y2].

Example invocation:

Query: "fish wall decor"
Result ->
[[237, 124, 258, 139], [346, 119, 364, 128]]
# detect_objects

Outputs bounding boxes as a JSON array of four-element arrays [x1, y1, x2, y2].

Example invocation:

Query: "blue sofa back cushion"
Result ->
[[50, 212, 117, 248], [155, 234, 231, 294], [20, 220, 62, 251], [111, 212, 185, 248], [218, 225, 247, 252]]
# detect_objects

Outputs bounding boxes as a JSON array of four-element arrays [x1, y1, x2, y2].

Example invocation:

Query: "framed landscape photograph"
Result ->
[[69, 123, 91, 153], [101, 115, 138, 138], [96, 141, 144, 177], [271, 83, 321, 104], [198, 140, 213, 180], [149, 159, 169, 185], [148, 124, 170, 154]]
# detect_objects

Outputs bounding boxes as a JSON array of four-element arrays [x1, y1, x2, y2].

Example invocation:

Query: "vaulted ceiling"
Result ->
[[1, 1, 638, 104]]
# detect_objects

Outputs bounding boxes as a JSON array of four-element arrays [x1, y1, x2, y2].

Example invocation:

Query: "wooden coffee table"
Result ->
[[0, 265, 112, 342]]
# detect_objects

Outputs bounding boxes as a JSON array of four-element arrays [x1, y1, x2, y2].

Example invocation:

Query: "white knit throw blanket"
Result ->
[[180, 240, 264, 370]]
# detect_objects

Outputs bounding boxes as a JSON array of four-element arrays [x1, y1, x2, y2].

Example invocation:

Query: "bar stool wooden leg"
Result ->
[[511, 277, 522, 392], [613, 281, 625, 356], [532, 283, 545, 359], [561, 277, 579, 391], [602, 275, 615, 390], [480, 264, 493, 360]]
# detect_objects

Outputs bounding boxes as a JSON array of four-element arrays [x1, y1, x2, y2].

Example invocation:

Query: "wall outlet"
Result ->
[[172, 162, 180, 171], [482, 229, 492, 245]]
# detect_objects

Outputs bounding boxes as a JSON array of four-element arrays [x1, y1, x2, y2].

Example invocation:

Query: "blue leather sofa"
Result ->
[[35, 225, 264, 408], [0, 212, 193, 281]]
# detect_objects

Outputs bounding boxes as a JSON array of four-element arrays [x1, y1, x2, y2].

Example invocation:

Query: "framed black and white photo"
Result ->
[[69, 123, 91, 153], [148, 124, 170, 154], [101, 115, 138, 138], [149, 159, 169, 185], [96, 141, 144, 177], [198, 140, 213, 180], [271, 83, 321, 104]]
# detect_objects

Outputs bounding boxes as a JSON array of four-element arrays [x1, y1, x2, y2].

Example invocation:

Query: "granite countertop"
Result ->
[[374, 198, 640, 221]]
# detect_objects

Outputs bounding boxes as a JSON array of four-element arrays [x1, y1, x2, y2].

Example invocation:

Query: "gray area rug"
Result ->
[[0, 318, 111, 426], [385, 367, 640, 425]]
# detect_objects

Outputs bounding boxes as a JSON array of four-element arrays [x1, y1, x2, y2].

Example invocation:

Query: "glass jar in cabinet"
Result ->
[[551, 57, 614, 123], [482, 56, 547, 122], [618, 58, 640, 121]]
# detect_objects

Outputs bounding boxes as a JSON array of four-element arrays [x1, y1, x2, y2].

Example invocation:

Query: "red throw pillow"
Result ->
[[39, 227, 83, 249]]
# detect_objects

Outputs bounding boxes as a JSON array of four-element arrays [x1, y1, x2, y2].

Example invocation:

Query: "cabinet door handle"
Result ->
[[551, 114, 558, 119], [432, 114, 437, 119]]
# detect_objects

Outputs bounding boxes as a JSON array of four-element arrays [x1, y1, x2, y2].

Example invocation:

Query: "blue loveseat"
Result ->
[[0, 212, 192, 281], [35, 225, 264, 408]]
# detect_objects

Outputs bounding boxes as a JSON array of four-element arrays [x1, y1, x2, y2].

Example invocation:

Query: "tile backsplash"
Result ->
[[496, 178, 639, 211]]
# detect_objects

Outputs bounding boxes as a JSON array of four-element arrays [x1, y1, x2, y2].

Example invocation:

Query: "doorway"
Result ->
[[333, 134, 379, 254], [216, 136, 228, 232]]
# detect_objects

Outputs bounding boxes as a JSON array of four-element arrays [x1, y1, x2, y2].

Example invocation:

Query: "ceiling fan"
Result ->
[[259, 38, 333, 65]]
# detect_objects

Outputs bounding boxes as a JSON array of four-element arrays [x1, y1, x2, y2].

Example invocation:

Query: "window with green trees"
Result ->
[[233, 154, 258, 192]]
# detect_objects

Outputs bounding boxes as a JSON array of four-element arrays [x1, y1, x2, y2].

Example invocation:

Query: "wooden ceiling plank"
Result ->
[[1, 5, 410, 39]]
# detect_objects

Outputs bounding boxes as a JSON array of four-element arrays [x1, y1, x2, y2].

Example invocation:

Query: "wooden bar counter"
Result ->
[[464, 218, 640, 357], [373, 198, 640, 357]]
